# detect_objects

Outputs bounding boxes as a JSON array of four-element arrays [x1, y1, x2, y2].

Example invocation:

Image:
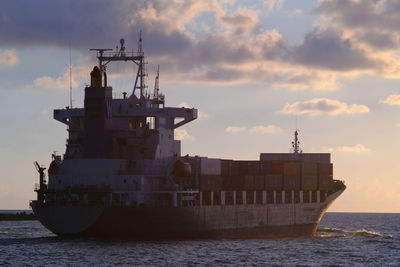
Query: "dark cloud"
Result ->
[[315, 0, 400, 50], [291, 29, 379, 70], [0, 0, 391, 89]]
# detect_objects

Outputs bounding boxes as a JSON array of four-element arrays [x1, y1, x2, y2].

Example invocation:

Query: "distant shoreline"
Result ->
[[0, 210, 36, 221]]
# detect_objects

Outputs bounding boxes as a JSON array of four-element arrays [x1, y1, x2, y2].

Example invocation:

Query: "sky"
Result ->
[[0, 0, 400, 212]]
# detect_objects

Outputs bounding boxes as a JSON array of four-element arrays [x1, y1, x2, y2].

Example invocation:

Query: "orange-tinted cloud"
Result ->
[[280, 98, 370, 116]]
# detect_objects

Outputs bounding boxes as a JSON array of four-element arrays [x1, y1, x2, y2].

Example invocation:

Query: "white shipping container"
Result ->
[[200, 157, 221, 176]]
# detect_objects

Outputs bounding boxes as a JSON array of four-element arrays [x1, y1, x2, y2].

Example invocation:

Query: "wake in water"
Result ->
[[316, 227, 393, 239]]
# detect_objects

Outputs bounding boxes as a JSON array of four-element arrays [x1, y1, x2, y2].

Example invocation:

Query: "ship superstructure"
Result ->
[[30, 37, 345, 238]]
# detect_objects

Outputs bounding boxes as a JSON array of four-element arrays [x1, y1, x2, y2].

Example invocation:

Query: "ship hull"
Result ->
[[31, 189, 343, 239]]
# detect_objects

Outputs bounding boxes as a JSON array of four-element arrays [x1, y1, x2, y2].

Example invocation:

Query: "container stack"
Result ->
[[318, 163, 333, 190], [199, 158, 222, 191], [301, 161, 318, 190], [283, 162, 301, 190], [195, 156, 334, 192]]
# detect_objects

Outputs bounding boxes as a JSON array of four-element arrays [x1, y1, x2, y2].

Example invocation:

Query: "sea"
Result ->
[[0, 212, 399, 266]]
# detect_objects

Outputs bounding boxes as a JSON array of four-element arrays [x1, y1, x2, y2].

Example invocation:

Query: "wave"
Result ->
[[0, 231, 8, 235], [316, 227, 392, 239]]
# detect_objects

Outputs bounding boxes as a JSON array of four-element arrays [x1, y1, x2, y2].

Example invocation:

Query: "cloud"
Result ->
[[312, 0, 400, 78], [293, 9, 304, 15], [325, 144, 371, 153], [264, 0, 284, 11], [225, 126, 246, 133], [280, 98, 370, 116], [174, 129, 195, 141], [2, 0, 400, 90], [34, 67, 79, 90], [0, 49, 18, 66], [226, 125, 282, 134], [292, 29, 379, 71], [338, 144, 371, 153], [249, 125, 282, 134], [381, 94, 400, 106], [336, 144, 371, 153]]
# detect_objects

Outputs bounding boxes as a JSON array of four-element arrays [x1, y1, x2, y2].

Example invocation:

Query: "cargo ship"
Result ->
[[30, 37, 345, 239]]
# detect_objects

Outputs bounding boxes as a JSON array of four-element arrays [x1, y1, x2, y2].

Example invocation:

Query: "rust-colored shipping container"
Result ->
[[200, 175, 222, 191], [318, 163, 333, 175], [244, 175, 254, 190], [247, 161, 261, 175], [283, 175, 301, 190], [230, 161, 240, 176], [261, 161, 284, 175], [221, 176, 234, 190], [237, 161, 249, 175], [318, 174, 333, 190], [221, 160, 232, 177], [231, 175, 244, 190], [301, 161, 317, 175], [260, 160, 272, 174], [283, 162, 301, 176], [265, 174, 283, 190], [302, 174, 318, 190], [254, 175, 264, 190]]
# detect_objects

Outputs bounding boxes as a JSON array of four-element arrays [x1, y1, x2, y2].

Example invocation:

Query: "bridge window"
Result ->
[[146, 117, 156, 130]]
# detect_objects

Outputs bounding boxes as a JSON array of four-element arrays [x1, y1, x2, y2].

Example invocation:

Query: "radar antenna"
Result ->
[[292, 129, 303, 156], [89, 35, 147, 99]]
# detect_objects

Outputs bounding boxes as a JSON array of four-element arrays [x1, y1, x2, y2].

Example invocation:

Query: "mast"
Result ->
[[138, 30, 147, 99], [154, 64, 159, 98], [89, 34, 146, 99], [69, 48, 72, 108], [292, 129, 302, 156]]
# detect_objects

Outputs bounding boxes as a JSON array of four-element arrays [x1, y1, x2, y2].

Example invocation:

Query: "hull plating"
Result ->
[[32, 189, 343, 239]]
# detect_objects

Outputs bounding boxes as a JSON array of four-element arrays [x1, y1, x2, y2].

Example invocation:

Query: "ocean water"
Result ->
[[0, 212, 399, 266]]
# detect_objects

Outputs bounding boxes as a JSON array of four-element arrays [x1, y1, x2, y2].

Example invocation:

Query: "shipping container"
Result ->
[[221, 176, 234, 190], [254, 175, 264, 190], [200, 158, 221, 176], [265, 174, 283, 190], [318, 163, 333, 175], [260, 153, 331, 163], [260, 160, 272, 174], [230, 161, 240, 176], [199, 175, 222, 191], [283, 162, 301, 176], [301, 161, 317, 175], [237, 161, 248, 175], [244, 175, 254, 190], [283, 175, 301, 190], [302, 174, 318, 190], [247, 161, 261, 175], [232, 175, 244, 190], [221, 160, 232, 177], [261, 161, 284, 175], [318, 174, 333, 190]]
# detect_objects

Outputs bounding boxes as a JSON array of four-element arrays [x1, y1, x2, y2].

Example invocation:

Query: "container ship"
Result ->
[[30, 37, 346, 238]]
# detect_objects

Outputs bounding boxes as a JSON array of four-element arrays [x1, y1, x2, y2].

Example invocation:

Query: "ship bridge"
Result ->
[[54, 38, 197, 160]]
